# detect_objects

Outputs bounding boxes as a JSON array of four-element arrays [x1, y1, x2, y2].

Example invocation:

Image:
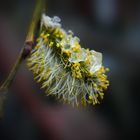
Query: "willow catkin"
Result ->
[[27, 14, 109, 106]]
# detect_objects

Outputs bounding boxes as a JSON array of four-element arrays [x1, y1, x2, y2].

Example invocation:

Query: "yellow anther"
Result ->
[[44, 38, 48, 44], [63, 50, 71, 57], [56, 34, 60, 38], [71, 62, 82, 78], [35, 45, 41, 49], [105, 68, 109, 72], [46, 34, 50, 37], [37, 38, 41, 42], [93, 83, 97, 88], [89, 95, 93, 100], [60, 34, 64, 38], [100, 92, 104, 96], [86, 49, 90, 55], [56, 43, 60, 47], [85, 58, 91, 64], [73, 62, 80, 67], [43, 34, 48, 39], [99, 92, 104, 99], [49, 42, 54, 47], [72, 42, 81, 52], [40, 32, 45, 38], [95, 93, 98, 97]]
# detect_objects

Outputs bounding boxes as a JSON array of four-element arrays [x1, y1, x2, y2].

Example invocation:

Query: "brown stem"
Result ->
[[26, 0, 45, 44], [0, 0, 45, 93], [0, 48, 23, 93]]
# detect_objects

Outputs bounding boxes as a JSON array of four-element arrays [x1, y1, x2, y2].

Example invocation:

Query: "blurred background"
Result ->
[[0, 0, 140, 140]]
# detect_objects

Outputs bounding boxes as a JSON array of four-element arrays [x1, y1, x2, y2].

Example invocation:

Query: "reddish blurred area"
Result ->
[[0, 0, 140, 140]]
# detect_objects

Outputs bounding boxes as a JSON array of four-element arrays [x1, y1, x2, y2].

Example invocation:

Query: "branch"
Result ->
[[0, 0, 45, 93]]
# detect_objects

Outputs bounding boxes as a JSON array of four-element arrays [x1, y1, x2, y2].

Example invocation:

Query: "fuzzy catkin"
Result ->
[[27, 14, 109, 106]]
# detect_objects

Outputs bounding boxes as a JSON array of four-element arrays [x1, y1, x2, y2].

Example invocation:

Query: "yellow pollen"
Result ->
[[89, 95, 93, 100], [72, 42, 81, 52]]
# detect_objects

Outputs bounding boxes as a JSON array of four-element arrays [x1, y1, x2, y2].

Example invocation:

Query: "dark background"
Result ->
[[0, 0, 140, 140]]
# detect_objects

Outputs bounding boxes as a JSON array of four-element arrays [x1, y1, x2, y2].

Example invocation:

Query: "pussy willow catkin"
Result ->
[[27, 14, 109, 106]]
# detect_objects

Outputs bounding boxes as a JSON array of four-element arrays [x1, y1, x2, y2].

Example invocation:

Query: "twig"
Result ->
[[0, 0, 45, 93]]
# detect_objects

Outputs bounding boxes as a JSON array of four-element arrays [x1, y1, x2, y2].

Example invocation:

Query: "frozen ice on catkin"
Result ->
[[27, 14, 109, 106]]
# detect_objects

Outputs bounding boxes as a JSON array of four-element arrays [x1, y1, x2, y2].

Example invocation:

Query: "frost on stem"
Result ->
[[27, 14, 109, 106]]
